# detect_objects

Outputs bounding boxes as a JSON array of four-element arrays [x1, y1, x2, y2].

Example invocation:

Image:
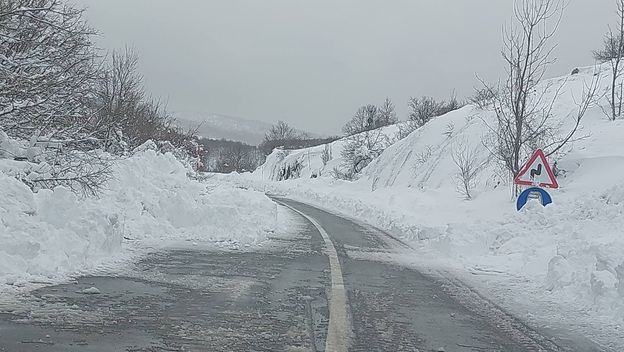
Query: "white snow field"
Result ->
[[0, 134, 283, 291], [221, 64, 624, 348]]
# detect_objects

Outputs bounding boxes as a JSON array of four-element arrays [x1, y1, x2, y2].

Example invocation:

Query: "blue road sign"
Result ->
[[517, 187, 553, 211]]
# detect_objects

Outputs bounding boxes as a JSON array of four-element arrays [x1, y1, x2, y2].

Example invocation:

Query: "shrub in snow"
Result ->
[[321, 145, 332, 166], [451, 141, 490, 200], [443, 122, 455, 138], [395, 120, 419, 141], [414, 145, 436, 165], [469, 85, 498, 110], [593, 0, 624, 121], [276, 159, 304, 181], [343, 103, 397, 136], [331, 166, 355, 181], [408, 95, 463, 128], [341, 129, 390, 175]]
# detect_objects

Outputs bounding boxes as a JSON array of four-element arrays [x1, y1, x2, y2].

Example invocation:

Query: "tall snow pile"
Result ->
[[229, 64, 624, 345], [0, 136, 278, 287]]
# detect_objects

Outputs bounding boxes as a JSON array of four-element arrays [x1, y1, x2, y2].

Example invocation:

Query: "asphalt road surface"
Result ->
[[0, 198, 609, 351]]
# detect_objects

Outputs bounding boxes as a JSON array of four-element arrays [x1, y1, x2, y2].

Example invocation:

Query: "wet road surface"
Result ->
[[0, 198, 608, 351]]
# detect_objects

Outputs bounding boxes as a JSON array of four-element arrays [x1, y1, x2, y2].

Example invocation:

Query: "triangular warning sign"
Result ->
[[514, 149, 559, 189]]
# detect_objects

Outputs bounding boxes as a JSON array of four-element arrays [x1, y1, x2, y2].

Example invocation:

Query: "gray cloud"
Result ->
[[72, 0, 612, 134]]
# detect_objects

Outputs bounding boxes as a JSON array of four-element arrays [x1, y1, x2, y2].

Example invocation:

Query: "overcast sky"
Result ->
[[71, 0, 612, 135]]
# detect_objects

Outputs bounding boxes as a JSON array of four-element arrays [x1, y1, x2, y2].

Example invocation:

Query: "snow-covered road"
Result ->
[[0, 199, 608, 351]]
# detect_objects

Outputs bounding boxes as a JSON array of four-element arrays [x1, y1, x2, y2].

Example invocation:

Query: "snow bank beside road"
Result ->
[[222, 166, 624, 348], [0, 140, 279, 288], [109, 148, 277, 245], [226, 64, 624, 348]]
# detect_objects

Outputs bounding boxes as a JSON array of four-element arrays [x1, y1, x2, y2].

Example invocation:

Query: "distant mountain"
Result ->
[[173, 112, 274, 146], [173, 111, 322, 146]]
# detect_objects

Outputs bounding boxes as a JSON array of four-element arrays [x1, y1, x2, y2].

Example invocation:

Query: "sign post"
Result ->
[[514, 149, 558, 211]]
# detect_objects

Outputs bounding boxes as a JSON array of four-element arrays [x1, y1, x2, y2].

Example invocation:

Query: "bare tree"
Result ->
[[341, 128, 389, 175], [543, 73, 601, 156], [321, 144, 332, 166], [0, 0, 121, 196], [92, 48, 144, 150], [594, 0, 624, 120], [378, 98, 398, 127], [260, 121, 301, 154], [344, 100, 399, 137], [0, 0, 100, 142], [92, 48, 197, 154], [482, 0, 598, 196], [214, 144, 249, 173], [437, 91, 463, 116], [408, 94, 463, 128], [395, 120, 419, 140], [0, 1, 200, 195], [408, 97, 442, 127], [28, 150, 113, 197], [470, 84, 498, 110], [343, 105, 379, 136], [443, 122, 455, 138], [486, 0, 563, 190], [265, 121, 298, 141], [452, 141, 490, 200], [201, 138, 264, 173]]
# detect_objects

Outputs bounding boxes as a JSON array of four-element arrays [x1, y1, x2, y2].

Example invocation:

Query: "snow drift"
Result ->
[[0, 136, 279, 288]]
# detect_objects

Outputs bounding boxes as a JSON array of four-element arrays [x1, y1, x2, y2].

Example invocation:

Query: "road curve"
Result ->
[[275, 198, 606, 352], [0, 198, 608, 351]]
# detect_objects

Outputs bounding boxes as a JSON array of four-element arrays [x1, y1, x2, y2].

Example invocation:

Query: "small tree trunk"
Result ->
[[613, 64, 619, 120], [619, 80, 623, 117]]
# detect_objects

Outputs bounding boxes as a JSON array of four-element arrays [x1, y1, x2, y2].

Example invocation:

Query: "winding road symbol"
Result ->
[[514, 149, 558, 189], [530, 164, 542, 179]]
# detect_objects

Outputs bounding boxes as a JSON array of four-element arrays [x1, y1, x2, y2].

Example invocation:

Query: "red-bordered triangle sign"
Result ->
[[514, 149, 559, 189]]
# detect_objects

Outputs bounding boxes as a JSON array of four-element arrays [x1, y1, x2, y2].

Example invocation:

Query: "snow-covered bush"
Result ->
[[395, 120, 419, 141], [451, 141, 490, 199], [0, 0, 99, 141], [341, 129, 390, 175]]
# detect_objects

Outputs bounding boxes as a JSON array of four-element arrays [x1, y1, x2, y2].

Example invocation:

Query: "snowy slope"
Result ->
[[255, 124, 400, 181], [230, 64, 624, 348], [365, 66, 612, 193]]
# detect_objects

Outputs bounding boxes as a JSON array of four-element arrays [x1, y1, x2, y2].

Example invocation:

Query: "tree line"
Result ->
[[0, 0, 198, 195], [338, 94, 464, 179], [199, 138, 263, 174]]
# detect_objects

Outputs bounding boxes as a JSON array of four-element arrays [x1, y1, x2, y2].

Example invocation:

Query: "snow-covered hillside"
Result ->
[[229, 64, 624, 348], [0, 133, 289, 291], [254, 124, 400, 181]]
